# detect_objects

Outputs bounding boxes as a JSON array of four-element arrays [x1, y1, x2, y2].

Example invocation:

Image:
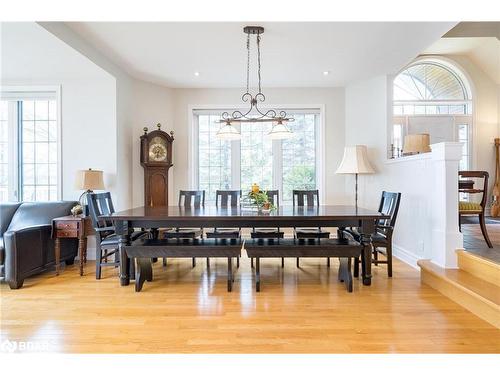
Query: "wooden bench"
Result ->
[[245, 238, 363, 292], [124, 238, 242, 292]]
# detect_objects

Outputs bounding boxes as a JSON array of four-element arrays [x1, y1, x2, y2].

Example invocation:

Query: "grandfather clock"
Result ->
[[140, 123, 174, 207]]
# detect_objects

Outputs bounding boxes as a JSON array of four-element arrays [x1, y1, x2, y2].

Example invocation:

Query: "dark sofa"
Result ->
[[0, 201, 78, 289]]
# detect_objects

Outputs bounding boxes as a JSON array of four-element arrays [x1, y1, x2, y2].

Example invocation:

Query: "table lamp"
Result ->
[[403, 133, 431, 155], [75, 168, 105, 215], [336, 145, 375, 210]]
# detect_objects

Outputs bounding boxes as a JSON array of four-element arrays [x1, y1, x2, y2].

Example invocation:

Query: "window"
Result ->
[[0, 87, 60, 202], [281, 114, 317, 201], [392, 60, 473, 169], [194, 110, 320, 203], [198, 114, 232, 200]]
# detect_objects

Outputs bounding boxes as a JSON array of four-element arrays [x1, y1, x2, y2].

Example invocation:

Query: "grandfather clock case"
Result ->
[[140, 124, 174, 207]]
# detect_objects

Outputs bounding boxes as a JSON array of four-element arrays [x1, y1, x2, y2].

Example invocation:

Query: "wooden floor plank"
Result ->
[[1, 256, 499, 353]]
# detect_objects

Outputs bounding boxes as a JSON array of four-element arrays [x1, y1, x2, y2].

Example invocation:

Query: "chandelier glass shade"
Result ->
[[268, 119, 294, 140], [216, 26, 294, 140], [216, 121, 242, 140]]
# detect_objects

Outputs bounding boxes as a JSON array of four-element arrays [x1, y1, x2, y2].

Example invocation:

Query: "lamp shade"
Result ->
[[335, 145, 375, 174], [268, 120, 294, 140], [216, 122, 241, 140], [74, 169, 105, 190], [403, 134, 431, 154]]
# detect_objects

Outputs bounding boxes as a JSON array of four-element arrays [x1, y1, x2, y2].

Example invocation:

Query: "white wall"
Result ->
[[130, 80, 175, 208], [0, 23, 118, 205], [446, 55, 499, 200]]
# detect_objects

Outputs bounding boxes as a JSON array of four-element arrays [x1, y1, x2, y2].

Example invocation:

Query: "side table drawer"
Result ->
[[56, 229, 78, 238], [56, 221, 79, 230]]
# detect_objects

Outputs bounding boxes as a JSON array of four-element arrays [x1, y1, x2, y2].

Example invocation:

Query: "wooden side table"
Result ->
[[52, 215, 93, 276]]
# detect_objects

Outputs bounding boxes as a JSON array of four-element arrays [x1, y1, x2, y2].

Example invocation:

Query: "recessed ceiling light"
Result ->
[[194, 71, 200, 77], [323, 71, 330, 76]]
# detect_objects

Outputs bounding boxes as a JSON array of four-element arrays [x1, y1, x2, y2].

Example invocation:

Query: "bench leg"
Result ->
[[281, 257, 284, 268], [206, 257, 210, 269], [163, 258, 167, 267], [353, 257, 360, 278], [338, 257, 353, 293], [227, 257, 233, 292], [135, 258, 153, 292], [256, 257, 261, 292], [327, 257, 330, 267], [251, 257, 254, 268], [236, 256, 240, 268], [296, 257, 300, 268], [192, 257, 196, 268]]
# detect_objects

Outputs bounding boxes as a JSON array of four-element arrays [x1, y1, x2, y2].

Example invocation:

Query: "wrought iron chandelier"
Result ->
[[216, 26, 294, 140]]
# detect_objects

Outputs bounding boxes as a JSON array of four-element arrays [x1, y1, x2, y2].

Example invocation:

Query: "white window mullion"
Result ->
[[231, 127, 241, 190], [272, 139, 282, 204], [8, 101, 19, 201]]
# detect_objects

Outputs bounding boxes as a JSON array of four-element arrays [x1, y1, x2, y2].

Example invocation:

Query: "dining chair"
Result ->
[[458, 171, 492, 248], [292, 189, 330, 268], [206, 190, 242, 267], [250, 190, 284, 268], [344, 191, 401, 277], [163, 190, 206, 267], [87, 192, 149, 279]]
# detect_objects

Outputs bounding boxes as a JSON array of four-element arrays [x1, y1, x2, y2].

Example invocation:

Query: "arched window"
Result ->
[[391, 59, 473, 170]]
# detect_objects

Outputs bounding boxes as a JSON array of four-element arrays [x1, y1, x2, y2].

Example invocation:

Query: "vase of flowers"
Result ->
[[246, 183, 275, 213]]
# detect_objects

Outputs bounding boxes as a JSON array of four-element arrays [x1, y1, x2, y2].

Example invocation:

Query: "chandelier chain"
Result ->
[[246, 32, 250, 93], [257, 32, 262, 94]]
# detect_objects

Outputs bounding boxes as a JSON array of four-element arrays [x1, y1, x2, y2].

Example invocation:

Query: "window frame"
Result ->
[[0, 85, 62, 202], [189, 105, 325, 204], [390, 57, 475, 168]]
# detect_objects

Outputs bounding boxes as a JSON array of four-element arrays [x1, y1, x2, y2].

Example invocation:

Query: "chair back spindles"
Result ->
[[179, 190, 205, 208], [215, 190, 241, 208], [265, 190, 279, 207], [87, 192, 115, 231], [377, 191, 401, 234], [293, 189, 319, 207]]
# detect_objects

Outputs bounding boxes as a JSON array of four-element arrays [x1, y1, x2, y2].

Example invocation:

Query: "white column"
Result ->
[[430, 142, 464, 268]]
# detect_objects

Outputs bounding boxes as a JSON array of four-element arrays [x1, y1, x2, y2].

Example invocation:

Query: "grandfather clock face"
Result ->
[[148, 136, 167, 162]]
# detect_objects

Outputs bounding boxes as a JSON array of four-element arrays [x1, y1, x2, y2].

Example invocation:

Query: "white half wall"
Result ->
[[345, 76, 464, 267]]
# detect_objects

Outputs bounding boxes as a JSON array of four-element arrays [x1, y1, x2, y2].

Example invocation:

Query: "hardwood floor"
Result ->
[[462, 223, 500, 263], [1, 256, 499, 353]]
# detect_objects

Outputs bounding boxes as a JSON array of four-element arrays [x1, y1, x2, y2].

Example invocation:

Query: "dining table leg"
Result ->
[[117, 220, 131, 286], [360, 219, 374, 286]]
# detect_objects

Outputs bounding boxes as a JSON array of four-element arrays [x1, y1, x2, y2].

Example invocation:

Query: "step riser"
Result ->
[[420, 268, 500, 329], [456, 250, 500, 287]]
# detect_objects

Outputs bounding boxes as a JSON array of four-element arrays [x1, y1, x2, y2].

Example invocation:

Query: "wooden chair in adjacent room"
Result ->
[[87, 192, 149, 279], [458, 171, 493, 248], [250, 190, 284, 268], [292, 189, 330, 268], [163, 190, 206, 267], [205, 189, 242, 267], [344, 191, 402, 278]]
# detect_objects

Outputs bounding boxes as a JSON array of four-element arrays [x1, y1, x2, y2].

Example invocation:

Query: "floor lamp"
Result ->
[[336, 145, 375, 210]]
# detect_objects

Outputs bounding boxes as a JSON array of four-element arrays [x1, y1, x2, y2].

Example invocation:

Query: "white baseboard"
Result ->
[[392, 245, 420, 269]]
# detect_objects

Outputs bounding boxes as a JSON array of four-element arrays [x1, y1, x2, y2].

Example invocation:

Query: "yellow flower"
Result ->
[[251, 183, 260, 193]]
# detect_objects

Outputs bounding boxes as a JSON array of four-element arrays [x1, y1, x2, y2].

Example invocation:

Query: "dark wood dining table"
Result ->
[[102, 205, 388, 287]]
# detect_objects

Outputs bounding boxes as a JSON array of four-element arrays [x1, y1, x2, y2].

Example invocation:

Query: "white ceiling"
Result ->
[[423, 37, 500, 84], [65, 22, 455, 88]]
